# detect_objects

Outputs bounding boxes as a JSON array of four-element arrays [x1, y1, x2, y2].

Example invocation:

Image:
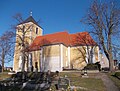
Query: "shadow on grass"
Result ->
[[111, 74, 120, 80]]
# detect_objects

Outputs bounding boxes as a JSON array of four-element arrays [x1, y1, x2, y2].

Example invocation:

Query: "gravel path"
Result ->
[[98, 73, 119, 91]]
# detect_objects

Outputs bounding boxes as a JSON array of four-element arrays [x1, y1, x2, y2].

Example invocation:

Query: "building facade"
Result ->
[[13, 16, 99, 72]]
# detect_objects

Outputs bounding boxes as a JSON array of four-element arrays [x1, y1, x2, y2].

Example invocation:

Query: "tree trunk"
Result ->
[[108, 30, 114, 72], [2, 50, 5, 72], [109, 57, 114, 72], [21, 32, 25, 72], [2, 59, 4, 72], [109, 52, 114, 72], [21, 52, 25, 72], [104, 50, 114, 72]]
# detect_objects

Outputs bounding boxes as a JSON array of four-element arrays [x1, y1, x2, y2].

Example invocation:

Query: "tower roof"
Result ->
[[18, 16, 42, 29], [24, 16, 38, 25]]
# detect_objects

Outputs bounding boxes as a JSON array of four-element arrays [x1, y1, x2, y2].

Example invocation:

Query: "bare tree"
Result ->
[[81, 0, 120, 71], [0, 31, 15, 72]]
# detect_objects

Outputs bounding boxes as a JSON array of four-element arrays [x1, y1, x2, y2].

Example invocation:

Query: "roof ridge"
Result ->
[[43, 31, 69, 36], [35, 31, 69, 39], [70, 31, 89, 35]]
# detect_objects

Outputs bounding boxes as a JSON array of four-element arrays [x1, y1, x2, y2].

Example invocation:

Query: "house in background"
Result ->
[[99, 53, 119, 70], [13, 16, 100, 72], [99, 52, 109, 69]]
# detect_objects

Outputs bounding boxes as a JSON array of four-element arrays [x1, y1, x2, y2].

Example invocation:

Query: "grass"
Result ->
[[108, 72, 120, 90], [60, 72, 106, 91], [70, 78, 105, 91]]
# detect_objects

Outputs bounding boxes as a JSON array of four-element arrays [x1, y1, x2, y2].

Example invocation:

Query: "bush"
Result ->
[[84, 63, 98, 70]]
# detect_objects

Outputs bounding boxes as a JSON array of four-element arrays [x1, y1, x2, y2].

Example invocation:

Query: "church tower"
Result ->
[[13, 14, 43, 72]]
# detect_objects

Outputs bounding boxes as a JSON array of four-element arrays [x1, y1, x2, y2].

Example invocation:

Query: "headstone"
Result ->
[[58, 77, 70, 90]]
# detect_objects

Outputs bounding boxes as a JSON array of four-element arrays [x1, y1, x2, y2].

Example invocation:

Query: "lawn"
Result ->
[[60, 72, 106, 91]]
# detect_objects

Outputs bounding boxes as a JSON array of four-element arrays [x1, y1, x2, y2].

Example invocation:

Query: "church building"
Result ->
[[13, 15, 100, 72]]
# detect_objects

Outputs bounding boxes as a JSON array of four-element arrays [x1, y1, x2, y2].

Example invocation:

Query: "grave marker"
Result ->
[[58, 77, 70, 90]]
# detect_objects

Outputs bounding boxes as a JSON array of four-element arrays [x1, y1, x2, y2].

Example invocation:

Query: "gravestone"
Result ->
[[58, 77, 70, 90]]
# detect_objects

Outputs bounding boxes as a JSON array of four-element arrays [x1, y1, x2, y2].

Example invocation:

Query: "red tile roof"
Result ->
[[70, 32, 97, 46], [28, 31, 97, 51]]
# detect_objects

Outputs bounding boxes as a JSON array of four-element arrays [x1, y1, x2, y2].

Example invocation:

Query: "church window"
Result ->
[[36, 27, 38, 34]]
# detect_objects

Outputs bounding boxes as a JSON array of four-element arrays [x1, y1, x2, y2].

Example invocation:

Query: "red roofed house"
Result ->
[[13, 16, 100, 72]]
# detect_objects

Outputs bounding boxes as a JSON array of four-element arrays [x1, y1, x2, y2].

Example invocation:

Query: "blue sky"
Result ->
[[1, 0, 120, 35], [0, 0, 94, 35]]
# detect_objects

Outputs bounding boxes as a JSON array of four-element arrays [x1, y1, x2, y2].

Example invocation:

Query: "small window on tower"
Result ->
[[36, 27, 38, 34], [23, 26, 25, 32]]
